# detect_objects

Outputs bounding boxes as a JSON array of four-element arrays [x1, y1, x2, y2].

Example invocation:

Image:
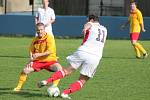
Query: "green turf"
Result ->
[[0, 37, 150, 100]]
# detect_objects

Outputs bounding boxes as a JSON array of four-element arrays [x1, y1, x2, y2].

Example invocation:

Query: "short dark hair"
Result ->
[[88, 15, 99, 22], [36, 22, 45, 27], [130, 0, 137, 4]]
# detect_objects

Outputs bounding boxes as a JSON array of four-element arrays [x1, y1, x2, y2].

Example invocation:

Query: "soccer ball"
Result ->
[[47, 86, 60, 97]]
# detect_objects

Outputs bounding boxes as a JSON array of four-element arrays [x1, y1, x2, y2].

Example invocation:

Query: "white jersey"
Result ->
[[36, 7, 55, 35], [78, 22, 107, 58]]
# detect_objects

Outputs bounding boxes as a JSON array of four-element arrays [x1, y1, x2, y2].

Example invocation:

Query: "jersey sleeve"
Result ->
[[46, 35, 56, 54], [51, 9, 56, 20], [137, 10, 143, 25], [29, 38, 35, 53]]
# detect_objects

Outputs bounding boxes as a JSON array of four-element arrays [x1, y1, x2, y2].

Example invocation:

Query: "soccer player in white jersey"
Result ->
[[35, 0, 55, 36], [37, 15, 107, 99]]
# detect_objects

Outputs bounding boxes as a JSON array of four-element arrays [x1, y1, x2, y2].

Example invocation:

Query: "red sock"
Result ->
[[63, 80, 83, 94], [46, 70, 65, 84]]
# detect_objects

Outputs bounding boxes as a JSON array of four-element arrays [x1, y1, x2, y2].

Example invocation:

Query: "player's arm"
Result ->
[[138, 11, 146, 32], [35, 13, 39, 24], [45, 10, 56, 26], [140, 22, 146, 32], [35, 9, 40, 24], [29, 39, 35, 61], [29, 52, 33, 61], [32, 51, 50, 60], [45, 19, 55, 27], [82, 22, 92, 36], [35, 17, 38, 24]]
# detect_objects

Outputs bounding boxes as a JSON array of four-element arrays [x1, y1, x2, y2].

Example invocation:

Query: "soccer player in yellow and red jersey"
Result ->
[[13, 23, 62, 92], [122, 1, 148, 59]]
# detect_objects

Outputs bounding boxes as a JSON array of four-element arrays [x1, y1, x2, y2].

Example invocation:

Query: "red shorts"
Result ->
[[130, 33, 140, 43], [32, 61, 57, 72]]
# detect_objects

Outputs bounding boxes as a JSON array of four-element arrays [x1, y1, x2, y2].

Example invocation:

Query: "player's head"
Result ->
[[130, 1, 137, 11], [36, 22, 46, 38], [42, 0, 49, 8], [88, 15, 99, 22]]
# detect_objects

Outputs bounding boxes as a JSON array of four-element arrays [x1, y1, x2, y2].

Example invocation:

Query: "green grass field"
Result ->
[[0, 37, 150, 100]]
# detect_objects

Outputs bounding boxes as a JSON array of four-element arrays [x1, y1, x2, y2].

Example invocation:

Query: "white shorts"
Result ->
[[66, 50, 101, 78], [45, 26, 53, 36]]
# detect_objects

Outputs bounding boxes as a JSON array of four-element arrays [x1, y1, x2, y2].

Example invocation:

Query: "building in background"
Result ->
[[89, 0, 124, 16], [0, 0, 150, 16], [0, 0, 41, 14], [0, 0, 32, 14]]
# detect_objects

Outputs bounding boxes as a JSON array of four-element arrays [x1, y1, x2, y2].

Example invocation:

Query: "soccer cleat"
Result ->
[[136, 56, 141, 59], [37, 80, 47, 88], [143, 53, 148, 59], [61, 93, 71, 99], [13, 87, 21, 92]]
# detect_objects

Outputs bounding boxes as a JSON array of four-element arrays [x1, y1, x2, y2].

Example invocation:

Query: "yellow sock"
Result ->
[[134, 46, 141, 57], [15, 72, 27, 89], [135, 43, 147, 54], [52, 79, 60, 87]]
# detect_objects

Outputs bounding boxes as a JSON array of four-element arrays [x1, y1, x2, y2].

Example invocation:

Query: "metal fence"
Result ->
[[52, 0, 88, 15], [0, 0, 150, 16]]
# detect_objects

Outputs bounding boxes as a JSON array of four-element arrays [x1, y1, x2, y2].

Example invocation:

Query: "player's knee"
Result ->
[[63, 67, 75, 76], [131, 41, 137, 45], [23, 66, 33, 74], [79, 75, 89, 84], [50, 63, 62, 72], [23, 68, 30, 74], [50, 66, 59, 72], [23, 68, 28, 74]]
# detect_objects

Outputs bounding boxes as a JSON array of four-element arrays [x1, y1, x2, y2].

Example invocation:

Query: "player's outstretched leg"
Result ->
[[134, 46, 141, 58], [61, 80, 84, 99], [134, 42, 148, 59], [37, 70, 65, 88], [13, 72, 27, 92]]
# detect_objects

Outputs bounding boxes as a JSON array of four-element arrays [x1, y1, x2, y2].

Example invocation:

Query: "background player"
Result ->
[[37, 15, 107, 99], [121, 1, 148, 59], [35, 0, 55, 37], [13, 23, 62, 92]]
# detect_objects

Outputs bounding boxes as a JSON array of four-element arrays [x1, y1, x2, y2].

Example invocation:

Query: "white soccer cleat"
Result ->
[[61, 93, 71, 99], [13, 87, 21, 92], [37, 80, 47, 88], [143, 53, 148, 59]]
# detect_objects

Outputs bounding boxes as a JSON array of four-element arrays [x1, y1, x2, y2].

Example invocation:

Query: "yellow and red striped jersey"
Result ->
[[30, 33, 57, 62], [128, 8, 143, 33]]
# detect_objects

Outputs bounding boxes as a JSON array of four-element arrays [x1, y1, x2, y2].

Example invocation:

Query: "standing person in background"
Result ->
[[35, 0, 55, 37], [121, 1, 148, 59], [13, 23, 62, 92], [37, 15, 107, 99]]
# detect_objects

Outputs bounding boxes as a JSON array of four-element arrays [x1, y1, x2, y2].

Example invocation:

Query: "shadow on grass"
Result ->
[[0, 55, 28, 59], [0, 55, 142, 60], [0, 87, 47, 98], [103, 56, 139, 59]]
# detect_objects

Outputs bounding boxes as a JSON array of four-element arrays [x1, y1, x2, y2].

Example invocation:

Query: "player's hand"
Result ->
[[142, 28, 146, 32], [32, 53, 41, 59]]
